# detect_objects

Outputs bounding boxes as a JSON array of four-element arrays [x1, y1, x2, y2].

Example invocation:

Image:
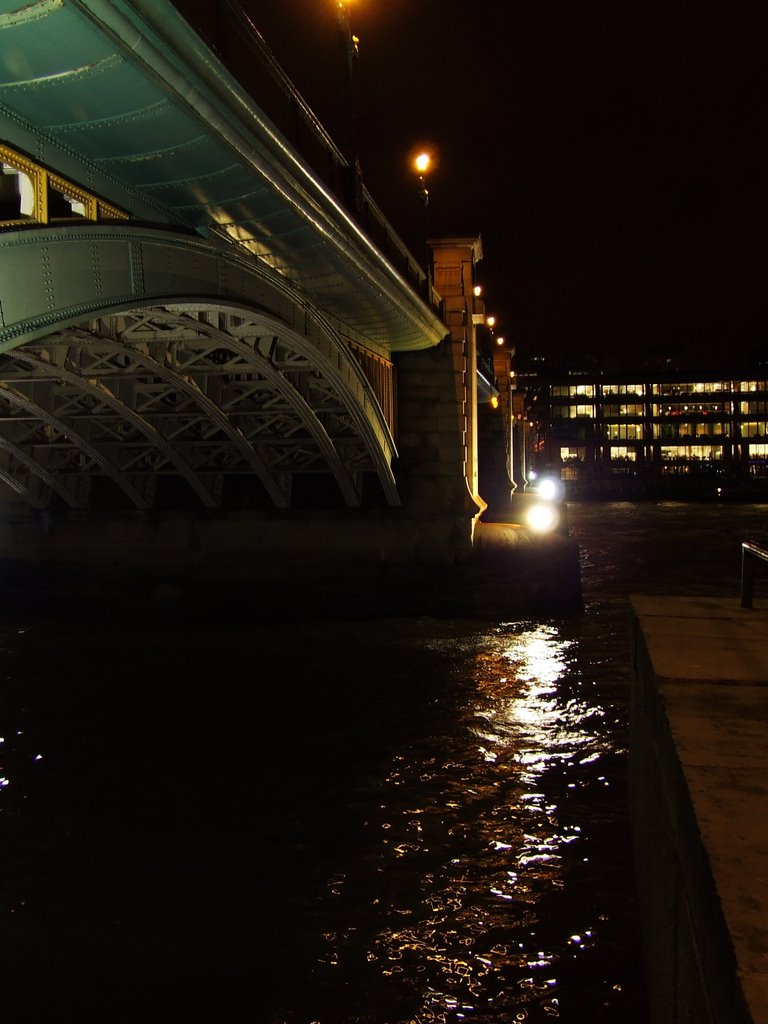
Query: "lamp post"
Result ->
[[414, 151, 432, 297], [336, 0, 362, 210]]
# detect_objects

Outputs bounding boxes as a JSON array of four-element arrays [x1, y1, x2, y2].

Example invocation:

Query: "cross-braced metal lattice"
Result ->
[[0, 304, 400, 511]]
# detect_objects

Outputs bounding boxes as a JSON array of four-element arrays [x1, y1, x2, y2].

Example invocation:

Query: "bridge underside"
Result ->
[[0, 302, 400, 513], [0, 224, 401, 513]]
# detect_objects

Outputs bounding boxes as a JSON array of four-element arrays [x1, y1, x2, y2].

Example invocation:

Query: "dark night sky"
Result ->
[[246, 1, 764, 367]]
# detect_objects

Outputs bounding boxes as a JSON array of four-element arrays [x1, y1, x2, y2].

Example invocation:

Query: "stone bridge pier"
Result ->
[[394, 237, 489, 564]]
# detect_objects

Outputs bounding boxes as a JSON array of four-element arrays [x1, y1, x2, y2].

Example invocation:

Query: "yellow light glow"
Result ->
[[414, 152, 431, 175], [496, 336, 505, 346], [490, 395, 499, 409], [486, 316, 496, 328], [473, 285, 482, 297]]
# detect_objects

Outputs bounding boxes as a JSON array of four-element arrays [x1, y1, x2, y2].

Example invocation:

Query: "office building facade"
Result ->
[[519, 370, 768, 498]]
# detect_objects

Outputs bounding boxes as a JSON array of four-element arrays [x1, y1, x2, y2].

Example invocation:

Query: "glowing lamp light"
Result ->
[[496, 335, 505, 346], [490, 395, 499, 409], [537, 477, 564, 502], [473, 285, 482, 297], [414, 152, 431, 175], [486, 315, 496, 328], [526, 502, 559, 533]]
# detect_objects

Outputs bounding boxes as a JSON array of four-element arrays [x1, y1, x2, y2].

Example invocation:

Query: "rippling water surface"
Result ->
[[2, 502, 767, 1021]]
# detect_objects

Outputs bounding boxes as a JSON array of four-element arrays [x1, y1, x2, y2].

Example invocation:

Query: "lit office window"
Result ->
[[740, 400, 768, 416], [602, 383, 644, 397], [551, 404, 594, 419], [610, 446, 637, 461], [559, 446, 585, 462], [602, 403, 644, 418], [605, 423, 643, 440], [661, 445, 723, 461], [654, 382, 726, 396], [653, 401, 723, 416]]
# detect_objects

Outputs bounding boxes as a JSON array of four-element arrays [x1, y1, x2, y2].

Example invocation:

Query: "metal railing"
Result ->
[[740, 541, 768, 607]]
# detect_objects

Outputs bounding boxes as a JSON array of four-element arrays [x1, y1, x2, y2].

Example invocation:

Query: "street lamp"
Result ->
[[336, 0, 362, 209], [413, 151, 432, 295]]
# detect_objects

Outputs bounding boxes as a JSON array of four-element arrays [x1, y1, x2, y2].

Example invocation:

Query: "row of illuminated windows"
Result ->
[[551, 403, 768, 420], [661, 446, 724, 460], [655, 423, 730, 438], [656, 403, 725, 415], [603, 423, 768, 440], [661, 445, 768, 461], [604, 424, 644, 440], [1, 143, 128, 227], [654, 382, 728, 395], [551, 404, 596, 418], [550, 382, 768, 400], [603, 404, 645, 417], [551, 385, 596, 398], [560, 443, 768, 463]]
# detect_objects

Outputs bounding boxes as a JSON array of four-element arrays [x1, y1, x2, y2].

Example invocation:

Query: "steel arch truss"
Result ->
[[0, 304, 400, 511]]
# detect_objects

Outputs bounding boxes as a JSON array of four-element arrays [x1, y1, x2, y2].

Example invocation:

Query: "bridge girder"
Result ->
[[0, 226, 401, 512], [0, 0, 448, 353], [0, 302, 401, 512]]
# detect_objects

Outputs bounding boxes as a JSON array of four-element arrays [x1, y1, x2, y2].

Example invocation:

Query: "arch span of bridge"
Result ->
[[0, 0, 458, 522], [0, 225, 400, 511]]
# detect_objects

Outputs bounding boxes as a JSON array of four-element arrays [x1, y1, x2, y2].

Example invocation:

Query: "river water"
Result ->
[[2, 501, 767, 1022]]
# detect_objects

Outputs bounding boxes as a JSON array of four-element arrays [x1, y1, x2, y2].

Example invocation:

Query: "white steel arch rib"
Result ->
[[0, 227, 404, 510], [185, 304, 401, 507], [66, 330, 291, 508], [134, 307, 363, 506], [0, 435, 87, 508], [0, 466, 44, 507], [9, 350, 220, 510], [0, 382, 151, 509], [0, 298, 402, 511]]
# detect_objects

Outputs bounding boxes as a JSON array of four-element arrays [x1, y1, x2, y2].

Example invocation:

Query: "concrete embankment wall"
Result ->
[[0, 508, 582, 619], [629, 596, 768, 1024]]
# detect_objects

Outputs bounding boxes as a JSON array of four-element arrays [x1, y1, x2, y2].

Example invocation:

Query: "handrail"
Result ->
[[740, 541, 768, 608]]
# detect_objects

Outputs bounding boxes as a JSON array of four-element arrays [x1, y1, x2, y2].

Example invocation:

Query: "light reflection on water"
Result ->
[[0, 607, 638, 1022], [7, 500, 760, 1018], [306, 622, 633, 1024]]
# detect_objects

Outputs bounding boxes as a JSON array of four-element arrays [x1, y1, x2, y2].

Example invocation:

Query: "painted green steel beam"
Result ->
[[0, 0, 447, 354]]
